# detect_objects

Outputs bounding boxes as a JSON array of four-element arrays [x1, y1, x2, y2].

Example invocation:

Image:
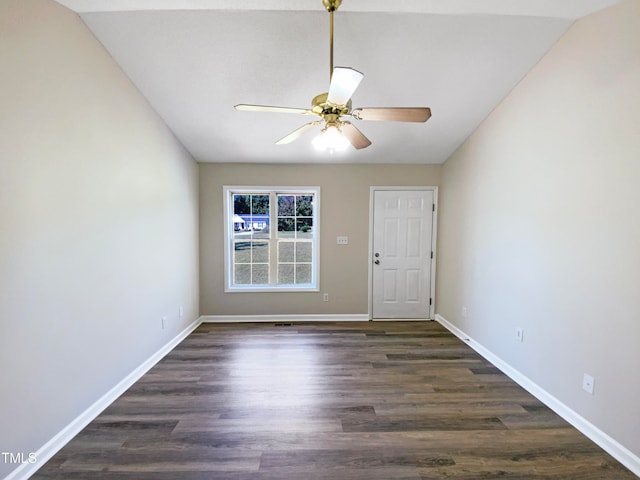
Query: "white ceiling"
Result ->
[[56, 0, 620, 164]]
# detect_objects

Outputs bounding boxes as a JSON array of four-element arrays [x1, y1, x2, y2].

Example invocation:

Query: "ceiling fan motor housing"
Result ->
[[311, 92, 351, 123]]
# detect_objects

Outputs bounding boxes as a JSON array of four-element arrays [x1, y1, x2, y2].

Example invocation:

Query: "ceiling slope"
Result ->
[[56, 0, 621, 163]]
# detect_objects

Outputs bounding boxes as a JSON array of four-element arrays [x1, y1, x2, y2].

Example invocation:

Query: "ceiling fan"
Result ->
[[234, 0, 432, 152]]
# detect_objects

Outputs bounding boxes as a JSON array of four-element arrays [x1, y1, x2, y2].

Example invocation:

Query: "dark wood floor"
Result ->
[[33, 321, 635, 479]]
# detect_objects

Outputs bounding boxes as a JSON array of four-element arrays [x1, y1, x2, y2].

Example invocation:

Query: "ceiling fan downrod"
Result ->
[[322, 0, 343, 81]]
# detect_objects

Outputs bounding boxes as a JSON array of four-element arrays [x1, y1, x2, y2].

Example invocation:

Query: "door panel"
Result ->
[[372, 189, 434, 319], [405, 269, 421, 302], [383, 218, 399, 257], [407, 218, 422, 257], [383, 270, 398, 302]]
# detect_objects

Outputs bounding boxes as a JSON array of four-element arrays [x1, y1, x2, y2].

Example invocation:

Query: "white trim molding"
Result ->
[[435, 314, 640, 478], [200, 314, 370, 323], [7, 318, 204, 480]]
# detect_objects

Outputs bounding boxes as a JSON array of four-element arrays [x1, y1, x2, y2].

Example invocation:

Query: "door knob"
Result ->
[[374, 259, 380, 265], [374, 252, 380, 257]]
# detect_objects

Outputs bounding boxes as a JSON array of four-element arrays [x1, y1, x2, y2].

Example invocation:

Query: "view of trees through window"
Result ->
[[231, 190, 316, 287]]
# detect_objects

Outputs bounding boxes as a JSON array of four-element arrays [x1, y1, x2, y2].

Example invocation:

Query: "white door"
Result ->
[[371, 189, 435, 319]]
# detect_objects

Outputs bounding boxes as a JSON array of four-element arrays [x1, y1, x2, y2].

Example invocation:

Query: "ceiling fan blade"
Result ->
[[327, 67, 364, 106], [235, 104, 311, 115], [340, 122, 371, 150], [275, 121, 321, 145], [352, 107, 432, 123]]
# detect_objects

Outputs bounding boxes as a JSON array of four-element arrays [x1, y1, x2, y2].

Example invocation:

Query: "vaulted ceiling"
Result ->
[[55, 0, 621, 163]]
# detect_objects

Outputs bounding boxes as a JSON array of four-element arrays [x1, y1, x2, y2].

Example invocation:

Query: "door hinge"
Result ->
[[429, 298, 432, 306], [432, 203, 435, 212], [431, 251, 434, 259]]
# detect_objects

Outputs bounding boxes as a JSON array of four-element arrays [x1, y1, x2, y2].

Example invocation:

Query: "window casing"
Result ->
[[223, 186, 320, 292]]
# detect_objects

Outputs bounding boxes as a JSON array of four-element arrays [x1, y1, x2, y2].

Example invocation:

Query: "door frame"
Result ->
[[368, 186, 439, 320]]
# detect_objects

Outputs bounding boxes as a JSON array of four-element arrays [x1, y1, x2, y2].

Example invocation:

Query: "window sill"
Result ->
[[225, 286, 319, 293]]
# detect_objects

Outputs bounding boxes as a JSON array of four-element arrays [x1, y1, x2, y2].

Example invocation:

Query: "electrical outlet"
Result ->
[[161, 316, 167, 330], [461, 306, 468, 318], [582, 373, 595, 394], [323, 293, 329, 302], [516, 328, 524, 342], [179, 306, 184, 318]]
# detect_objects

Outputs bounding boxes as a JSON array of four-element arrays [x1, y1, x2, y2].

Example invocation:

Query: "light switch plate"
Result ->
[[336, 236, 349, 245]]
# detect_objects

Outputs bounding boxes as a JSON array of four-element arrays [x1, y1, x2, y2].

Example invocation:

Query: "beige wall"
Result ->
[[200, 163, 440, 316], [437, 0, 640, 461], [0, 1, 199, 477]]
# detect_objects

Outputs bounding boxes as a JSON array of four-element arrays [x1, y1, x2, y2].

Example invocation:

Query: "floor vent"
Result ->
[[274, 323, 293, 327]]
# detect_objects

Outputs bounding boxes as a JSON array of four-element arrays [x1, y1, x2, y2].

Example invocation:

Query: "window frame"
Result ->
[[223, 185, 321, 293]]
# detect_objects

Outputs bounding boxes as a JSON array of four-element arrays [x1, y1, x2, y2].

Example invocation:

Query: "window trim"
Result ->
[[223, 185, 321, 293]]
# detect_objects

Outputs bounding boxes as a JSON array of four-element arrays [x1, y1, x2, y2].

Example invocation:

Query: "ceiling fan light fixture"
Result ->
[[312, 124, 350, 153]]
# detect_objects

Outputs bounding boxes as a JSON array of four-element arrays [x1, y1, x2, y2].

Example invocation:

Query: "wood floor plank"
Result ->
[[32, 321, 636, 479]]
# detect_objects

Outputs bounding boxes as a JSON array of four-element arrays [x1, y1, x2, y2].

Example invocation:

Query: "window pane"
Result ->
[[278, 264, 294, 285], [296, 195, 313, 216], [245, 216, 269, 237], [278, 218, 295, 238], [232, 221, 247, 236], [278, 241, 294, 262], [234, 241, 252, 263], [252, 241, 269, 263], [252, 264, 269, 285], [234, 194, 250, 215], [295, 264, 312, 284], [232, 192, 249, 236], [252, 218, 270, 239], [252, 195, 269, 214], [235, 264, 251, 285], [295, 242, 312, 262], [296, 218, 313, 239], [278, 195, 295, 216]]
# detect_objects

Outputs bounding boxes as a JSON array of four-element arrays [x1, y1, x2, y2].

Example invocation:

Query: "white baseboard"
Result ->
[[7, 317, 203, 480], [435, 314, 640, 478], [200, 314, 370, 323], [372, 317, 433, 322]]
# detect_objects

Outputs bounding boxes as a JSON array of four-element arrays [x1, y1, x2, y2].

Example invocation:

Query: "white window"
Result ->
[[223, 186, 320, 292]]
